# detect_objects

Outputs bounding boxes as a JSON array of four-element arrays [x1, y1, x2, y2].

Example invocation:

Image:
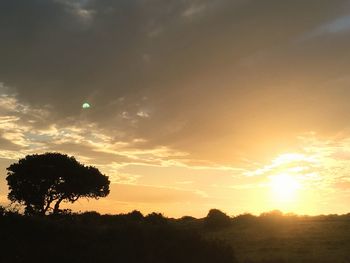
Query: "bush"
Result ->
[[145, 212, 167, 225], [126, 210, 144, 221], [0, 213, 237, 263], [204, 209, 232, 229], [233, 213, 257, 224], [0, 205, 6, 216]]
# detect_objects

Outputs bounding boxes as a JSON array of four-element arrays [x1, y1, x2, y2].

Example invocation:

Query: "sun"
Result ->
[[269, 173, 301, 202]]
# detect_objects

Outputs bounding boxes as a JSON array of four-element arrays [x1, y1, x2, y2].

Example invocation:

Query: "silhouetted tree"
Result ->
[[6, 153, 110, 215]]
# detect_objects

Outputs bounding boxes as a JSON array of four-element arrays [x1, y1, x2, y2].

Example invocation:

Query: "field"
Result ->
[[1, 208, 350, 263], [209, 214, 350, 263]]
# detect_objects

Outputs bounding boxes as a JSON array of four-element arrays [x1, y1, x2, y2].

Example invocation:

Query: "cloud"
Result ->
[[305, 15, 350, 39], [4, 1, 350, 216], [0, 83, 187, 171], [1, 0, 350, 167], [108, 183, 208, 204], [244, 132, 350, 196], [182, 3, 207, 18]]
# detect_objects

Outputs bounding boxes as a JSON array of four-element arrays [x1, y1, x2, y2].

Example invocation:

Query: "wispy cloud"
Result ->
[[302, 15, 350, 40], [182, 3, 206, 18], [245, 132, 350, 197]]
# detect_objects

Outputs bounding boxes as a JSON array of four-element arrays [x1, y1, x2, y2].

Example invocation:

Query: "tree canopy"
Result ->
[[6, 152, 110, 215]]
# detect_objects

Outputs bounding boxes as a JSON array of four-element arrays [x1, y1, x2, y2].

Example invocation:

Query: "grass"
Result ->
[[208, 214, 350, 263]]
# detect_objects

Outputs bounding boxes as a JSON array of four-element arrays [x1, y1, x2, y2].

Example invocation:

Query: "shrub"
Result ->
[[204, 209, 232, 229]]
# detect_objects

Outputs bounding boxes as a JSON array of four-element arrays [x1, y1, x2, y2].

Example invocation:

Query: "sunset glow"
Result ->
[[1, 0, 350, 218], [269, 173, 301, 202]]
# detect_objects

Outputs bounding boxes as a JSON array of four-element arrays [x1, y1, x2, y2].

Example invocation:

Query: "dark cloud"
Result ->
[[1, 0, 350, 164]]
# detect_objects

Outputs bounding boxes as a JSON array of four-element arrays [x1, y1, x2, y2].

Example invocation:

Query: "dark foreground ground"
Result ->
[[1, 209, 350, 263], [0, 210, 236, 263], [209, 213, 350, 263]]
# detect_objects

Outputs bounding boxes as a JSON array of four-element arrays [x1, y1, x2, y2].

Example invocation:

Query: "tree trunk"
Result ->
[[53, 197, 64, 215], [43, 199, 53, 215]]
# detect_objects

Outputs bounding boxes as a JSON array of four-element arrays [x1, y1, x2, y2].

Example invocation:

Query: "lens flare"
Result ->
[[82, 102, 91, 109]]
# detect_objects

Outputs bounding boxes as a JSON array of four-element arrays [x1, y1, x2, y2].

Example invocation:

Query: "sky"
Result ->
[[1, 0, 350, 217]]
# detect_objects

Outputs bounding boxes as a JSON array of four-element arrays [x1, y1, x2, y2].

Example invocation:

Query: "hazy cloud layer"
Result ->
[[2, 0, 350, 165], [2, 0, 350, 216]]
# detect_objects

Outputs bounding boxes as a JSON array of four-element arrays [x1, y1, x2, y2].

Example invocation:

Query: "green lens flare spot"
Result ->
[[82, 102, 91, 109]]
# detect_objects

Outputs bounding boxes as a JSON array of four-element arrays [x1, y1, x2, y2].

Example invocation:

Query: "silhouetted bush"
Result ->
[[204, 209, 232, 229], [126, 210, 144, 221], [260, 210, 283, 218], [233, 213, 257, 225], [81, 211, 101, 217], [145, 212, 168, 225], [259, 210, 286, 224], [0, 204, 21, 217], [180, 215, 196, 221], [0, 205, 5, 216], [0, 213, 237, 263]]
